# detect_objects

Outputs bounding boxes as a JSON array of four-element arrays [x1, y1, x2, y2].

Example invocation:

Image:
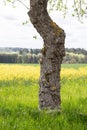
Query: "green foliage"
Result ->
[[7, 0, 12, 2], [48, 0, 87, 19], [33, 35, 37, 39], [0, 64, 87, 130], [4, 0, 14, 4]]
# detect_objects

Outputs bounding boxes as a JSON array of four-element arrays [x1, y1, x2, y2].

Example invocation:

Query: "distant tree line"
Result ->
[[0, 53, 41, 63], [0, 47, 87, 64], [66, 48, 87, 55], [63, 53, 87, 64]]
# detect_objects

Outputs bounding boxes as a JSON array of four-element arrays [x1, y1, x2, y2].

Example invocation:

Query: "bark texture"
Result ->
[[28, 0, 65, 110]]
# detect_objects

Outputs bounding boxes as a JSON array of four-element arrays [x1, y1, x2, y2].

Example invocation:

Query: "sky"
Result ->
[[0, 0, 87, 49]]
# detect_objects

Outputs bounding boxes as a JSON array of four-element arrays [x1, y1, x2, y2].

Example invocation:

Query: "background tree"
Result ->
[[4, 0, 87, 111]]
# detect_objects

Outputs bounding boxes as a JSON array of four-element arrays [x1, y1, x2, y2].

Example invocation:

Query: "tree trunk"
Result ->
[[28, 0, 65, 110]]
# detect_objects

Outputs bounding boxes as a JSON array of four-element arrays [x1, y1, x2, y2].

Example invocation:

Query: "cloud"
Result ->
[[0, 1, 87, 49]]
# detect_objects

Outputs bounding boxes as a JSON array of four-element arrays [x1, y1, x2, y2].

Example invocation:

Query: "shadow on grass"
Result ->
[[63, 98, 87, 125], [0, 103, 87, 124], [63, 110, 87, 125]]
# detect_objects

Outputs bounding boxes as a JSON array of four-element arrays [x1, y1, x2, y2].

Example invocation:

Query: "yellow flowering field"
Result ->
[[61, 67, 87, 79], [0, 64, 40, 82], [0, 64, 87, 82]]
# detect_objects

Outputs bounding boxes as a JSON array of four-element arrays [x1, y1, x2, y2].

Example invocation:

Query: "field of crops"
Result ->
[[0, 64, 87, 130]]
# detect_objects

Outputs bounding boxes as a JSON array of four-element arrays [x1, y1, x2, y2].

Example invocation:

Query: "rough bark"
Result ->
[[28, 0, 65, 110]]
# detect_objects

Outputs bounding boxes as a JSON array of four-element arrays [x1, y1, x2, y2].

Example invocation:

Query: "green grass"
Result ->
[[62, 64, 87, 69], [0, 64, 87, 130]]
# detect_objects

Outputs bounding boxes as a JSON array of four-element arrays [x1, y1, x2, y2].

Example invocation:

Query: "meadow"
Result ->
[[0, 64, 87, 130]]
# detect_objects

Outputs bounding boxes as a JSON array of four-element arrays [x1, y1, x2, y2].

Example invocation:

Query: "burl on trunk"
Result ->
[[28, 0, 65, 110]]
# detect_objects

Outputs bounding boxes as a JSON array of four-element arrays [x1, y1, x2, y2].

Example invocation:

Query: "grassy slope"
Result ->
[[0, 64, 87, 130]]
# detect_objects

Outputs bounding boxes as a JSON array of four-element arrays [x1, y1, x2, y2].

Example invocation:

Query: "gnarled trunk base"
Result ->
[[39, 39, 65, 110]]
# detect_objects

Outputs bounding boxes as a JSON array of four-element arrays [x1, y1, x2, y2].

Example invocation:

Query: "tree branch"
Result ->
[[16, 0, 29, 10]]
